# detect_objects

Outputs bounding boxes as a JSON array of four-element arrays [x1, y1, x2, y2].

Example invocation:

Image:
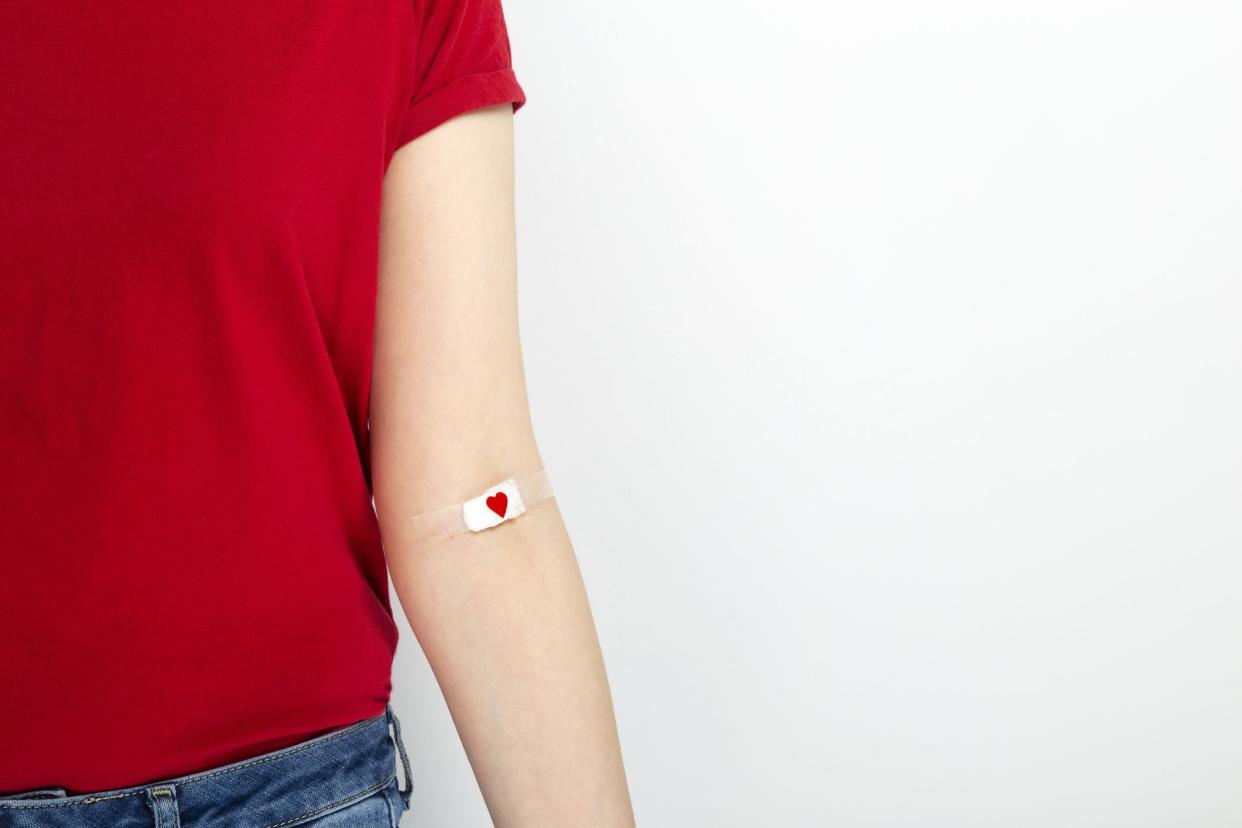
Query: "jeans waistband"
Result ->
[[0, 705, 414, 828]]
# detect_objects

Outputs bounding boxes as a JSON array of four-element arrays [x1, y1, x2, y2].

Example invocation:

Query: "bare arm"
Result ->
[[370, 103, 636, 828]]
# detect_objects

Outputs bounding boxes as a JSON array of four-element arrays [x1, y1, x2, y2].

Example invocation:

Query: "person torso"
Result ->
[[0, 2, 420, 792]]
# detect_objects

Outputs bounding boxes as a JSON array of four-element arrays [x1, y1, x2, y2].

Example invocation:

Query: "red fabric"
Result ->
[[0, 0, 525, 794]]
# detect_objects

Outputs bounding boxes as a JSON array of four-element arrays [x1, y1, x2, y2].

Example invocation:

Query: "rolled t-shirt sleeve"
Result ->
[[394, 0, 527, 149]]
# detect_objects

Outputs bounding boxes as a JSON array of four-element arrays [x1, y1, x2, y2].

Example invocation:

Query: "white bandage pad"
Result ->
[[408, 468, 554, 548]]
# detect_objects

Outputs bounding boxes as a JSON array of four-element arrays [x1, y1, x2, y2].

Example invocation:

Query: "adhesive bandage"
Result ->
[[408, 468, 554, 548]]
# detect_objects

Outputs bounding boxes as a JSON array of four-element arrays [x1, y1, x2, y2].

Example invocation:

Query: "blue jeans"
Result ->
[[0, 705, 414, 827]]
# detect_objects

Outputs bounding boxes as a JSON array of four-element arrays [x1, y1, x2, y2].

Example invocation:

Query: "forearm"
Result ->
[[380, 492, 635, 828]]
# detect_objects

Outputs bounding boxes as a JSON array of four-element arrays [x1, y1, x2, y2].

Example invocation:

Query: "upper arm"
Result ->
[[372, 103, 541, 536], [371, 0, 534, 539]]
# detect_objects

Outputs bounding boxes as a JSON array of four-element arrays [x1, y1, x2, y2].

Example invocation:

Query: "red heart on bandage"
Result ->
[[486, 492, 508, 518]]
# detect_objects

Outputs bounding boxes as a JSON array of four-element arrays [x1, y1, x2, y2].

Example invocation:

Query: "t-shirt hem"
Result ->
[[394, 67, 527, 152]]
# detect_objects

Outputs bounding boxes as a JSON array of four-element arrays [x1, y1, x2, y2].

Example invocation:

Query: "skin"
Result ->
[[371, 103, 637, 827]]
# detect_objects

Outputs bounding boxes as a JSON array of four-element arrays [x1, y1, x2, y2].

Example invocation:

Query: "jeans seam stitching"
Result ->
[[260, 773, 397, 828]]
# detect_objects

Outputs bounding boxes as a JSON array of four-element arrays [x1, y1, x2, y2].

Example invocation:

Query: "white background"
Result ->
[[391, 2, 1242, 825]]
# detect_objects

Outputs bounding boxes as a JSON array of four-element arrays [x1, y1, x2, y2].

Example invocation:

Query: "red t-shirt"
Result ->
[[0, 1, 525, 794]]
